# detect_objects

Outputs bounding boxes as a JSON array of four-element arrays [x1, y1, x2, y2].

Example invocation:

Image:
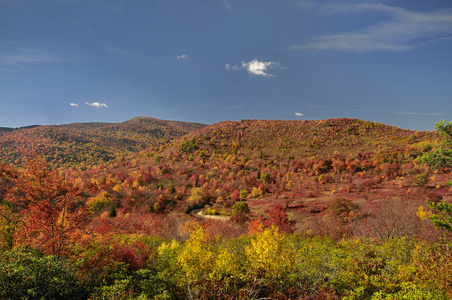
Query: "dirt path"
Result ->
[[196, 210, 231, 221]]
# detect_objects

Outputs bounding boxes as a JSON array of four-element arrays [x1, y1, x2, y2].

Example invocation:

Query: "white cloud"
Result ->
[[291, 4, 452, 52], [176, 54, 188, 60], [295, 112, 304, 116], [70, 103, 79, 107], [243, 60, 279, 77], [227, 59, 283, 77], [1, 49, 63, 66], [225, 63, 240, 71], [85, 102, 109, 108]]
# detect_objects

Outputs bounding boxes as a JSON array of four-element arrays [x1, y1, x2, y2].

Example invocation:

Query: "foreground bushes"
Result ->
[[1, 227, 451, 299], [0, 247, 87, 299]]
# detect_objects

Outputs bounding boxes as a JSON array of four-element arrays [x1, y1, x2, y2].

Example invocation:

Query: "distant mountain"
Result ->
[[177, 118, 431, 159], [0, 117, 206, 168], [0, 125, 41, 134]]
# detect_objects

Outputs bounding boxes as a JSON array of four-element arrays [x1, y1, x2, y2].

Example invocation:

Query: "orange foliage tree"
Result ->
[[7, 156, 87, 260]]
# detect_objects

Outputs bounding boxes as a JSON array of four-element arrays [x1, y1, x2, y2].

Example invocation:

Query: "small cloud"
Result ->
[[85, 102, 109, 108], [295, 112, 304, 116], [242, 59, 280, 77], [225, 63, 240, 71], [70, 103, 79, 107], [176, 54, 188, 60], [221, 0, 233, 11], [227, 59, 284, 77]]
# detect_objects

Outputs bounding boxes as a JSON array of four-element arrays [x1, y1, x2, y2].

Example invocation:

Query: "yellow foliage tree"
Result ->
[[177, 225, 215, 283], [0, 205, 21, 250], [188, 187, 203, 203], [158, 239, 181, 256], [416, 206, 432, 222], [251, 187, 263, 198], [211, 241, 246, 282], [177, 225, 246, 285], [245, 226, 295, 279], [86, 191, 112, 215]]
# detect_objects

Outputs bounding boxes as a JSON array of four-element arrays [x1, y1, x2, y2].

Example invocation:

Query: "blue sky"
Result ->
[[1, 0, 451, 130]]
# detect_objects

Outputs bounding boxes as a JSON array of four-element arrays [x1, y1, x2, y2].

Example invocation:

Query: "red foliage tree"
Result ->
[[266, 204, 296, 234], [231, 189, 240, 201], [248, 205, 296, 235], [111, 241, 154, 271], [7, 156, 87, 260]]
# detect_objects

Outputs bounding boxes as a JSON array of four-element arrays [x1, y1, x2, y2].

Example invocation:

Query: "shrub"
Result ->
[[261, 172, 271, 183], [179, 139, 198, 154], [0, 247, 87, 300], [420, 147, 452, 169], [86, 191, 112, 215], [239, 189, 249, 199], [251, 187, 264, 198], [371, 282, 445, 299], [232, 202, 250, 215], [413, 174, 428, 187]]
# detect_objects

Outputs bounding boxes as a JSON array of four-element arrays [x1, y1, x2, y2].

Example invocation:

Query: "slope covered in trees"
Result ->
[[1, 118, 452, 299], [0, 117, 206, 168]]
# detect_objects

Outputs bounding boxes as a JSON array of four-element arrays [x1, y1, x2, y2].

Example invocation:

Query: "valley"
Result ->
[[1, 117, 451, 299]]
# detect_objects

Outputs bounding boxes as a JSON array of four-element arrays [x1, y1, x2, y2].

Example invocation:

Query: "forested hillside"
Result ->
[[0, 117, 206, 168], [1, 118, 452, 299]]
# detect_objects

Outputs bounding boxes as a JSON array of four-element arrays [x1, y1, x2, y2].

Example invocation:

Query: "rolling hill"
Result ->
[[75, 118, 445, 220], [0, 116, 206, 168], [171, 118, 437, 160]]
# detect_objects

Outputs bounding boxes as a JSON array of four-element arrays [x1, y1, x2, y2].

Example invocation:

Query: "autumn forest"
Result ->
[[1, 117, 452, 299]]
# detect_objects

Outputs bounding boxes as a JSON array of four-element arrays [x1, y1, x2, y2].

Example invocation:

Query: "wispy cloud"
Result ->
[[394, 111, 441, 116], [290, 4, 452, 52], [295, 112, 304, 116], [0, 49, 64, 66], [70, 103, 79, 107], [85, 102, 109, 108], [105, 45, 133, 57], [105, 45, 158, 63], [225, 64, 240, 71], [227, 59, 284, 77], [176, 54, 188, 60], [221, 1, 233, 11]]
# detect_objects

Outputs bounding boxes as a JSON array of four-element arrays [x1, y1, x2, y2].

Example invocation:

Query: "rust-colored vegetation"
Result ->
[[1, 117, 452, 299]]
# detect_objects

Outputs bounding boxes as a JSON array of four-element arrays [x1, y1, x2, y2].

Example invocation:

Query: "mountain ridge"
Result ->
[[0, 116, 440, 169], [0, 116, 207, 168]]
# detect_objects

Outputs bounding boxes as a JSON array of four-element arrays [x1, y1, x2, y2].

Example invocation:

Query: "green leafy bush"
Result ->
[[420, 147, 452, 169], [232, 202, 250, 215], [0, 247, 87, 300], [179, 139, 198, 154], [427, 201, 452, 231], [413, 173, 428, 187], [371, 283, 445, 300]]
